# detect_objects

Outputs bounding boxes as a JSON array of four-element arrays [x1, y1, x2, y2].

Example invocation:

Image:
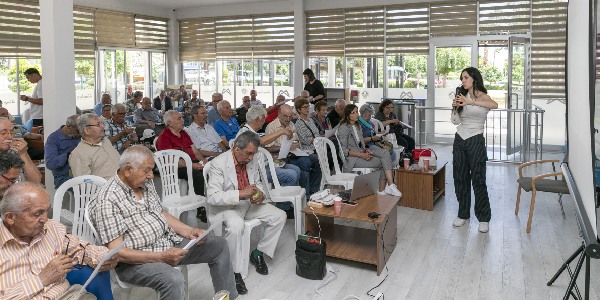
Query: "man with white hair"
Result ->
[[207, 92, 222, 125], [249, 89, 262, 106], [69, 113, 120, 180], [89, 145, 239, 298], [327, 99, 346, 128], [93, 93, 112, 116], [214, 100, 240, 142]]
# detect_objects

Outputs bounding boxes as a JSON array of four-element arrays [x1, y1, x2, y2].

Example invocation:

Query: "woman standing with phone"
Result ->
[[451, 67, 498, 233]]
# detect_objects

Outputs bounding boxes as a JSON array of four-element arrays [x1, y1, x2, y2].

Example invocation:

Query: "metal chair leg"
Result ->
[[558, 193, 566, 219]]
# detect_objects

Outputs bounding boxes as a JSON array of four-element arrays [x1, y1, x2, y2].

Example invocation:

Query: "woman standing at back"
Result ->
[[451, 67, 498, 233]]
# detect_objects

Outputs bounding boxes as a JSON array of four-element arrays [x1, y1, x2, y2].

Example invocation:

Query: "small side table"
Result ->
[[395, 162, 447, 211]]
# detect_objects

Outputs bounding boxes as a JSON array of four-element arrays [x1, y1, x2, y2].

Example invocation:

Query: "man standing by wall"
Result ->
[[20, 68, 43, 127]]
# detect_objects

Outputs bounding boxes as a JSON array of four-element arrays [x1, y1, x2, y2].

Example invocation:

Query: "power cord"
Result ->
[[365, 216, 394, 298]]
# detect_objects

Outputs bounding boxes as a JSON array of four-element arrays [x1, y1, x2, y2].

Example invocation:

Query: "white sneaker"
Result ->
[[478, 222, 489, 233], [384, 184, 402, 197], [452, 217, 469, 227], [377, 190, 386, 196]]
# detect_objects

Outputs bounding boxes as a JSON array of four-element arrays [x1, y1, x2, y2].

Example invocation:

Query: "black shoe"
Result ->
[[285, 208, 295, 219], [234, 273, 248, 295], [250, 254, 269, 275], [196, 207, 207, 223]]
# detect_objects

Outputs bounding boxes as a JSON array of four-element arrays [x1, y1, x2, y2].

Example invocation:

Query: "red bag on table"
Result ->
[[412, 148, 432, 162]]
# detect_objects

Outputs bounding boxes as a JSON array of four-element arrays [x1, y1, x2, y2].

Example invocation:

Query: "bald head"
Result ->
[[300, 90, 310, 98]]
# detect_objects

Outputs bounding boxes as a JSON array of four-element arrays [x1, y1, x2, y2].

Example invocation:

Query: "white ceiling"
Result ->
[[122, 0, 276, 10]]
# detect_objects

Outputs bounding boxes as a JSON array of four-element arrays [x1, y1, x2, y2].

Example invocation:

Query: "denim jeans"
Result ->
[[267, 165, 300, 210], [289, 153, 322, 197]]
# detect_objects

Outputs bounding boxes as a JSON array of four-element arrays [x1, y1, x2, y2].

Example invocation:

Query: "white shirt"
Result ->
[[29, 78, 43, 119], [184, 122, 223, 153], [451, 93, 490, 140]]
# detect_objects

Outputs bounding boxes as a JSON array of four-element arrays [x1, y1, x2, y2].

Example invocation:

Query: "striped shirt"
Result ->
[[89, 174, 182, 252], [104, 118, 134, 153], [0, 219, 106, 299]]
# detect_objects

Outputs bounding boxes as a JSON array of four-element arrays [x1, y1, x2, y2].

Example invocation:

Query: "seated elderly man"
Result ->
[[0, 118, 41, 183], [156, 110, 208, 221], [69, 113, 120, 180], [126, 91, 143, 114], [104, 103, 138, 154], [207, 93, 222, 125], [153, 90, 173, 113], [89, 145, 239, 299], [0, 182, 118, 299], [173, 84, 189, 106], [327, 99, 346, 128], [93, 93, 112, 116], [207, 131, 286, 294], [249, 89, 263, 106], [45, 115, 80, 188], [214, 100, 240, 142], [235, 96, 251, 125], [185, 105, 228, 158], [0, 151, 24, 198], [235, 105, 300, 217], [183, 90, 204, 109], [0, 107, 43, 159], [134, 97, 163, 128]]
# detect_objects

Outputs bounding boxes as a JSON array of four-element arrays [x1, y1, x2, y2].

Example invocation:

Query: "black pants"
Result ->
[[453, 133, 491, 222], [393, 126, 415, 152], [177, 167, 205, 196]]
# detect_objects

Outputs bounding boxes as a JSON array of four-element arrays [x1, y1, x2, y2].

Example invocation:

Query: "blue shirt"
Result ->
[[44, 126, 81, 188], [214, 117, 240, 141], [93, 102, 103, 116], [207, 108, 220, 126], [359, 118, 376, 147]]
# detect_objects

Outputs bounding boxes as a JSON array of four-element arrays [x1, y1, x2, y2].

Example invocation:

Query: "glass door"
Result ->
[[506, 37, 531, 155]]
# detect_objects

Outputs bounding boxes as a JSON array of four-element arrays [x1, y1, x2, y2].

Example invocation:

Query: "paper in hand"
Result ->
[[277, 137, 293, 159], [75, 240, 125, 299], [324, 129, 335, 138], [183, 222, 220, 250], [398, 121, 413, 129]]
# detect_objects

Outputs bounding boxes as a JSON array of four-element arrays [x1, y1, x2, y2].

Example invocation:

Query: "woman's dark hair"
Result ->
[[341, 104, 358, 125], [379, 99, 393, 113], [314, 100, 328, 112], [460, 67, 487, 94], [303, 68, 316, 81]]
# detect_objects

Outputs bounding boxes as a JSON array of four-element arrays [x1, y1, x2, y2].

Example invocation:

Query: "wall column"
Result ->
[[293, 0, 305, 97]]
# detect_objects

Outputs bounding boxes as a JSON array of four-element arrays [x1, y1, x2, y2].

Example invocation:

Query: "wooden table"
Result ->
[[395, 162, 447, 211], [302, 194, 400, 275]]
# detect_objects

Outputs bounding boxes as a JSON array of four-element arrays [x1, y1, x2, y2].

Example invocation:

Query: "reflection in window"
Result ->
[[75, 59, 95, 110]]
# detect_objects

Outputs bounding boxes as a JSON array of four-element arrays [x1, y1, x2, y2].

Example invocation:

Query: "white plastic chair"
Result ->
[[203, 160, 262, 279], [154, 150, 206, 219], [52, 175, 107, 243], [84, 207, 189, 300], [313, 137, 358, 190], [334, 131, 374, 175], [257, 147, 306, 237], [371, 118, 388, 134]]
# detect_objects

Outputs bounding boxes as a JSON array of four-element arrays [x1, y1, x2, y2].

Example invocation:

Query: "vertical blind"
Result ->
[[305, 9, 344, 57], [179, 12, 294, 61], [531, 0, 567, 100], [73, 6, 95, 59]]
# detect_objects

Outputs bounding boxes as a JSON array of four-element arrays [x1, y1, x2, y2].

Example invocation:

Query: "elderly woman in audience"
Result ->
[[293, 97, 322, 196], [374, 99, 415, 152], [359, 104, 396, 163], [337, 104, 401, 197], [311, 100, 332, 136]]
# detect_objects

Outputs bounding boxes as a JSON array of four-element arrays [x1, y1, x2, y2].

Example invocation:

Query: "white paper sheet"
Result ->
[[290, 149, 309, 157], [324, 129, 335, 138], [76, 240, 125, 299], [277, 137, 293, 159], [183, 222, 220, 250]]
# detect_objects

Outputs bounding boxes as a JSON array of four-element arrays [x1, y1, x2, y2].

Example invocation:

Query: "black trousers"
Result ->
[[453, 133, 491, 222], [177, 167, 205, 196]]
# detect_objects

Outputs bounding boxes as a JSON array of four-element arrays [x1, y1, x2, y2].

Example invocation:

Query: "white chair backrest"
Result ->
[[257, 147, 280, 190], [84, 206, 100, 245], [314, 137, 342, 180], [229, 138, 235, 149], [154, 150, 196, 199], [334, 130, 347, 162], [153, 137, 158, 151], [371, 118, 388, 134], [53, 175, 107, 244]]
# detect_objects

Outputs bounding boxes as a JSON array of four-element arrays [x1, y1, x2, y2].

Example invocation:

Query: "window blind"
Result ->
[[96, 10, 135, 48], [252, 12, 294, 58], [179, 17, 216, 61], [344, 6, 384, 57], [73, 6, 95, 59], [305, 9, 345, 57], [0, 0, 40, 57], [531, 0, 567, 100], [479, 0, 531, 35], [385, 3, 429, 55], [215, 15, 253, 59], [135, 15, 168, 50], [429, 1, 477, 37]]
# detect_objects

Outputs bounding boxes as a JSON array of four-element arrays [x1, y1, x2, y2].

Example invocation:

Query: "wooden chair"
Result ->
[[515, 159, 570, 233]]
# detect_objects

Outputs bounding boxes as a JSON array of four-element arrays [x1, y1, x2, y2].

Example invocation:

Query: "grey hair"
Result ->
[[119, 145, 153, 170], [111, 103, 127, 114], [234, 130, 260, 150], [0, 182, 45, 215], [163, 110, 179, 125], [66, 114, 79, 127], [335, 99, 346, 106], [133, 91, 143, 98], [359, 104, 375, 116], [217, 100, 230, 111], [212, 92, 223, 100], [0, 151, 23, 175], [245, 105, 267, 122], [190, 105, 204, 116], [77, 113, 99, 133]]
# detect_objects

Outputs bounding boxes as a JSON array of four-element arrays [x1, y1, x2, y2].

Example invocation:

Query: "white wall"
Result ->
[[567, 0, 597, 237]]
